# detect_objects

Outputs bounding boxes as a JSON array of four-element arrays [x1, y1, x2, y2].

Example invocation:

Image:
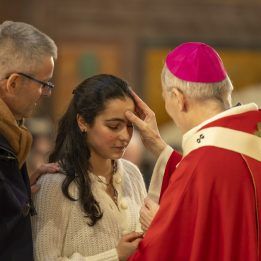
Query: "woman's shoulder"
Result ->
[[34, 173, 79, 204], [118, 159, 147, 200], [119, 158, 140, 173], [37, 172, 66, 187], [118, 159, 144, 183], [37, 173, 78, 195]]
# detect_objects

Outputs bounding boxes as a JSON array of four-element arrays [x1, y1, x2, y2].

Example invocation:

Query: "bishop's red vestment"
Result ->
[[130, 104, 261, 261]]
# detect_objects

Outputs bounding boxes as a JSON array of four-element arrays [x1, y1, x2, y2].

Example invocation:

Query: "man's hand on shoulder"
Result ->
[[30, 163, 60, 194]]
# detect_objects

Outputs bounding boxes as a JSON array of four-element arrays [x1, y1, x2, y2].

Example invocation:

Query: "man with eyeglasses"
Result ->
[[0, 21, 59, 260], [8, 72, 55, 96]]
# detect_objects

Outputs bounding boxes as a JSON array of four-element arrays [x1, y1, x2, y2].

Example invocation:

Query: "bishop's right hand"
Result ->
[[125, 91, 167, 158]]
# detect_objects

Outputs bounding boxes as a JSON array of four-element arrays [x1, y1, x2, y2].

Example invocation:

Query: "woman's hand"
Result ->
[[116, 231, 143, 261]]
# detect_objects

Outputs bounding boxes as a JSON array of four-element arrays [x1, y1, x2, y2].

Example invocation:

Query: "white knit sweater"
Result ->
[[31, 159, 147, 261]]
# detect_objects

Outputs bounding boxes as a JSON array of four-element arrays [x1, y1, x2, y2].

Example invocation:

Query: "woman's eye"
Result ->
[[107, 123, 132, 130], [108, 125, 119, 130]]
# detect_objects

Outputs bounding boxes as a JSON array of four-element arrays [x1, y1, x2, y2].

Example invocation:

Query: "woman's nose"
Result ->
[[119, 126, 132, 141]]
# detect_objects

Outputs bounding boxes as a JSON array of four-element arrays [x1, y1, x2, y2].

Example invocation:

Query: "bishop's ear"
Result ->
[[171, 88, 187, 112], [76, 114, 88, 133]]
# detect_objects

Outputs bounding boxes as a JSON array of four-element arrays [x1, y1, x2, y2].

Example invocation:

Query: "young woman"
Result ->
[[32, 74, 147, 260]]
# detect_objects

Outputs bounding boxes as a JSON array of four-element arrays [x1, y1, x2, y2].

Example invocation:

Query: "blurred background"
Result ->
[[1, 0, 261, 186]]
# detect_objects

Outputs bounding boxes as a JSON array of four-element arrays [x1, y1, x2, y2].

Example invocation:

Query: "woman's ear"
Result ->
[[76, 114, 88, 133], [171, 88, 187, 112]]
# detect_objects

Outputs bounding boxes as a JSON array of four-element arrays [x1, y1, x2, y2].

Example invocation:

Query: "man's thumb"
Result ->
[[125, 111, 144, 130]]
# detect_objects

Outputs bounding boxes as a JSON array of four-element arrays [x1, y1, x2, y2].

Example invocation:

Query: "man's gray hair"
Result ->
[[0, 21, 57, 78], [161, 64, 233, 107]]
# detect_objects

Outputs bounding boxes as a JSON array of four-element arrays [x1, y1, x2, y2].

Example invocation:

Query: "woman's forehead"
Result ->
[[105, 97, 134, 110], [99, 98, 135, 118]]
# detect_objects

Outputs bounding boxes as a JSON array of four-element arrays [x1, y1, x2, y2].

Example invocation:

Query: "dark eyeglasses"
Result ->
[[17, 72, 54, 91]]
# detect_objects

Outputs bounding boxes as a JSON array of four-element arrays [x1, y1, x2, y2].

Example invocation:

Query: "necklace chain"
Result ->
[[96, 160, 117, 185], [96, 161, 118, 206]]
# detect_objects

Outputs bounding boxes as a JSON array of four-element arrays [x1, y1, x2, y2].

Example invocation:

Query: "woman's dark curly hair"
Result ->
[[49, 74, 136, 226]]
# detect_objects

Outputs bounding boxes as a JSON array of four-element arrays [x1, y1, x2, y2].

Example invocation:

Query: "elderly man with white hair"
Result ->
[[125, 42, 261, 261]]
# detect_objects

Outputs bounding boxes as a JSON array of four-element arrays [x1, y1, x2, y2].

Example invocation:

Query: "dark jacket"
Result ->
[[0, 134, 35, 261]]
